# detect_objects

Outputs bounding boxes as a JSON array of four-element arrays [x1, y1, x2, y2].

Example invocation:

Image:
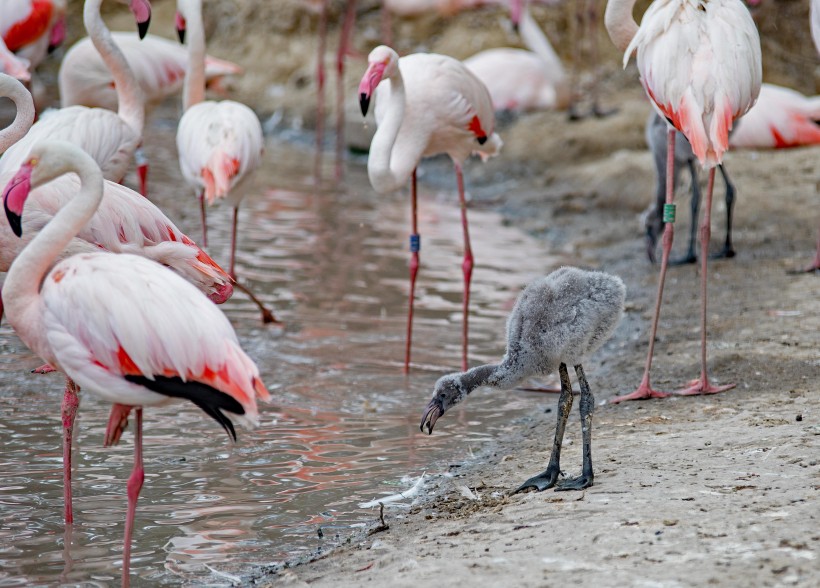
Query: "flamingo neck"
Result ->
[[4, 149, 104, 344], [182, 2, 207, 110], [84, 0, 145, 137], [0, 75, 35, 153], [456, 362, 521, 395], [367, 69, 411, 194], [518, 2, 569, 107], [604, 0, 639, 54]]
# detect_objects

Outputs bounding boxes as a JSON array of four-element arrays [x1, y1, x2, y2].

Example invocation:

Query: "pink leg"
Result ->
[[610, 130, 678, 403], [135, 145, 148, 198], [455, 163, 472, 372], [121, 408, 144, 587], [404, 169, 420, 373], [62, 378, 80, 524], [32, 363, 56, 374], [199, 191, 208, 248], [104, 404, 133, 448], [314, 0, 328, 181], [335, 0, 357, 181], [229, 206, 239, 280], [674, 168, 736, 396], [0, 287, 4, 325]]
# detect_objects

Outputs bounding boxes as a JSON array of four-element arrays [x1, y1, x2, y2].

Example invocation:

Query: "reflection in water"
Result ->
[[0, 112, 561, 584]]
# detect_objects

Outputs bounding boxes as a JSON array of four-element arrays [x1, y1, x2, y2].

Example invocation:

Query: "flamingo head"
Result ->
[[3, 163, 33, 238], [129, 0, 152, 39], [420, 373, 467, 435], [358, 45, 399, 117], [175, 11, 187, 44]]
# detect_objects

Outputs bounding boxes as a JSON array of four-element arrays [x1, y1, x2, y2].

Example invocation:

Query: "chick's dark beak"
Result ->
[[420, 398, 443, 435]]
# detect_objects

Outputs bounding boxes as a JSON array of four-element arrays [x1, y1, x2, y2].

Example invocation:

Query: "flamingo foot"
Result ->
[[609, 383, 670, 404], [32, 363, 56, 374], [554, 473, 593, 491], [514, 465, 562, 494], [672, 378, 736, 396]]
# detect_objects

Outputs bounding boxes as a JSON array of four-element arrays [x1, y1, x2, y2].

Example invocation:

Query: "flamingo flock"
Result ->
[[0, 0, 817, 584]]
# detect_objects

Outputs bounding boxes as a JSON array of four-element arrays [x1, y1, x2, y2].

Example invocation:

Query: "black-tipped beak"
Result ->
[[4, 204, 21, 238], [512, 22, 519, 34], [137, 16, 150, 40], [477, 135, 487, 145], [359, 93, 370, 117], [176, 27, 185, 44], [419, 399, 443, 435]]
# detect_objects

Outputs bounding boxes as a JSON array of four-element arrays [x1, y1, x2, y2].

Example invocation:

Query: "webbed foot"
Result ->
[[513, 467, 561, 494], [555, 474, 593, 491]]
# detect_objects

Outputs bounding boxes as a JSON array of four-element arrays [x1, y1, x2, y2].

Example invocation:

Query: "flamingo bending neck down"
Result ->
[[358, 45, 502, 372], [1, 140, 270, 586], [420, 267, 625, 492], [605, 0, 761, 402], [0, 0, 150, 195], [175, 0, 276, 324]]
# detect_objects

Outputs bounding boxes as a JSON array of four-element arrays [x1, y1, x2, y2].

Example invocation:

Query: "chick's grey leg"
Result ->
[[556, 364, 594, 490]]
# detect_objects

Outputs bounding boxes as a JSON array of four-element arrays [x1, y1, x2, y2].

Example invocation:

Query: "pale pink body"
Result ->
[[730, 83, 820, 150], [59, 32, 242, 111]]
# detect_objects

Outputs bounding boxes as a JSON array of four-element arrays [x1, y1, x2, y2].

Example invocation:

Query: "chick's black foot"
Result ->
[[513, 466, 562, 494], [670, 253, 697, 266], [555, 473, 593, 491], [710, 246, 735, 260]]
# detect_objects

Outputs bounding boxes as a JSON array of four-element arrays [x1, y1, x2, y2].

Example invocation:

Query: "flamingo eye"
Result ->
[[29, 158, 38, 166]]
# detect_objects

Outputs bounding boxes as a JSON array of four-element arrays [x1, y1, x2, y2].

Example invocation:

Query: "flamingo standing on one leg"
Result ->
[[0, 0, 151, 195], [605, 0, 761, 401], [358, 45, 502, 372], [1, 140, 270, 586], [175, 0, 277, 324], [0, 74, 235, 525]]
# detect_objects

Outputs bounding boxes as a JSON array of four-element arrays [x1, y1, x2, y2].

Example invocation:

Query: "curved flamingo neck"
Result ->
[[4, 146, 104, 349], [0, 74, 35, 153], [519, 2, 569, 106], [84, 0, 145, 137], [604, 0, 639, 53], [367, 69, 410, 194], [181, 0, 206, 110]]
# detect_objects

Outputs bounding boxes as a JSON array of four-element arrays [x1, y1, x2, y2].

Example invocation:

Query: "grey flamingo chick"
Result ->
[[645, 112, 737, 265], [420, 267, 625, 492]]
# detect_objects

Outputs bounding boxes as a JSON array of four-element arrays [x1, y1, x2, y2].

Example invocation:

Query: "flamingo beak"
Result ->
[[175, 12, 186, 44], [3, 163, 34, 238], [129, 0, 152, 39], [48, 16, 67, 53], [358, 61, 387, 117], [510, 0, 523, 33], [419, 398, 444, 435]]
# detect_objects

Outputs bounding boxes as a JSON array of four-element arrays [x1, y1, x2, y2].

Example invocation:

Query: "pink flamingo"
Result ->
[[358, 45, 502, 372], [175, 0, 277, 323], [605, 0, 761, 402], [0, 0, 151, 195], [0, 73, 235, 526], [0, 0, 62, 54], [2, 140, 270, 586], [730, 83, 820, 150], [464, 0, 571, 113]]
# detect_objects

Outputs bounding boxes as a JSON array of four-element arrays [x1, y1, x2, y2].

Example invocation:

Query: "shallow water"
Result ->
[[0, 111, 561, 584]]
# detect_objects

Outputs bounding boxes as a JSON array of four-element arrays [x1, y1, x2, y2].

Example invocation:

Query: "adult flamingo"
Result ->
[[2, 140, 270, 586], [0, 73, 235, 526], [358, 45, 502, 372], [0, 0, 151, 195], [729, 83, 820, 150], [464, 0, 570, 112], [175, 0, 276, 323], [605, 0, 761, 401]]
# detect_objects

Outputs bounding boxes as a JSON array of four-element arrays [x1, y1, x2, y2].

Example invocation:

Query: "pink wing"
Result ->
[[59, 33, 242, 110], [0, 105, 139, 182], [176, 100, 264, 206], [627, 0, 761, 167], [730, 83, 820, 149], [3, 172, 232, 302], [40, 252, 269, 432]]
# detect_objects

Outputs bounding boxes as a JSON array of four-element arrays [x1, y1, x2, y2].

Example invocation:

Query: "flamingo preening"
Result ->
[[175, 0, 277, 324], [0, 0, 151, 195], [1, 140, 270, 587], [605, 0, 762, 402], [421, 267, 625, 492], [358, 45, 502, 373]]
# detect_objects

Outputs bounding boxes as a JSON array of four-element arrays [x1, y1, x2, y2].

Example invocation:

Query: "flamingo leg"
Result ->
[[456, 162, 472, 372], [610, 130, 677, 402], [674, 168, 736, 396], [122, 407, 144, 588], [314, 0, 328, 181], [0, 287, 4, 325], [61, 378, 80, 524], [807, 230, 820, 272], [404, 169, 420, 373], [567, 0, 584, 120], [135, 145, 148, 198], [199, 190, 208, 248], [556, 364, 594, 490], [514, 363, 573, 493], [711, 163, 736, 259], [335, 0, 357, 181]]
